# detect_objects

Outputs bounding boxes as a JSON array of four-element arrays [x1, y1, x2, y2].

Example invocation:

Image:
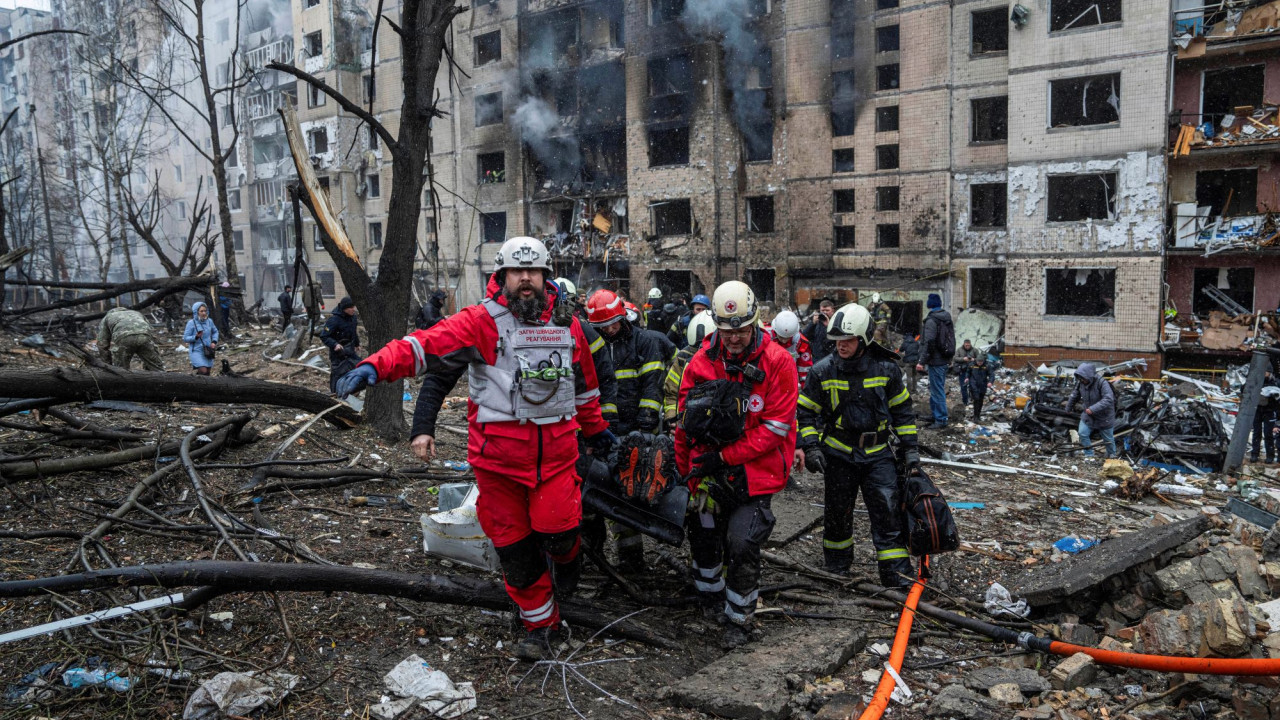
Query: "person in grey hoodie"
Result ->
[[1064, 363, 1116, 457]]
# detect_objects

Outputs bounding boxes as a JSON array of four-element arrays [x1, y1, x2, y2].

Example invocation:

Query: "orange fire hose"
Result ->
[[857, 564, 927, 720]]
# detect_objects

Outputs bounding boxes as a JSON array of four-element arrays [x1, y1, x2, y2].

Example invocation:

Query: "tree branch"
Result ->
[[0, 29, 86, 53], [266, 62, 397, 151]]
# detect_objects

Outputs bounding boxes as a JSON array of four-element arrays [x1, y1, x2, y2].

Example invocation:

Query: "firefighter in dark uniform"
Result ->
[[795, 302, 920, 588]]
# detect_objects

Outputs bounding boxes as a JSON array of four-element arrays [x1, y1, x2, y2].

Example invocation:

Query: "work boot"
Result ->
[[514, 625, 566, 662], [824, 560, 851, 576], [879, 561, 916, 590], [721, 621, 762, 649]]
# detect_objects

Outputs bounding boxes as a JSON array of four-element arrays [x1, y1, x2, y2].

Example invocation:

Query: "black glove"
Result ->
[[691, 452, 728, 477], [587, 429, 618, 455], [804, 448, 826, 474], [899, 447, 921, 472], [636, 408, 660, 434]]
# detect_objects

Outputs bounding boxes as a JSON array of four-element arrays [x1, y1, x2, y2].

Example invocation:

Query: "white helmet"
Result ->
[[772, 310, 800, 339], [494, 236, 551, 273], [711, 280, 759, 330], [555, 277, 576, 295], [648, 287, 663, 300], [827, 302, 872, 343], [870, 292, 882, 304], [687, 310, 717, 347]]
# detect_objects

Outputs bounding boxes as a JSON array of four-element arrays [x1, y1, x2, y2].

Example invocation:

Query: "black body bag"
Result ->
[[899, 466, 960, 556]]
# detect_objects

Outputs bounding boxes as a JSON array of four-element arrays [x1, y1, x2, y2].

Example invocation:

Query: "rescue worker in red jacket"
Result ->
[[334, 236, 616, 661], [768, 310, 813, 388], [675, 281, 798, 647]]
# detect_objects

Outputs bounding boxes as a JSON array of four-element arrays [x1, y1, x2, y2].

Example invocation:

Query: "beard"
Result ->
[[504, 285, 547, 323]]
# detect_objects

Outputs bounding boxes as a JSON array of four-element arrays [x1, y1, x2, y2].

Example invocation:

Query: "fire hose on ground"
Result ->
[[853, 555, 1280, 720]]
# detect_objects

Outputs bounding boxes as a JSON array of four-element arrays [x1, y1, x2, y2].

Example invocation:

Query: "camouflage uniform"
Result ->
[[97, 308, 165, 371]]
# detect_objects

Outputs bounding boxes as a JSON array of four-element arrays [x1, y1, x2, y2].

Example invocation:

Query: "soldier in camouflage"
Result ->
[[97, 307, 165, 371]]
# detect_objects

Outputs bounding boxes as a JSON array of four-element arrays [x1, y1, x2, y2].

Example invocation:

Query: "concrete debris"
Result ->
[[963, 666, 1050, 695], [1049, 653, 1097, 691], [926, 684, 1003, 720]]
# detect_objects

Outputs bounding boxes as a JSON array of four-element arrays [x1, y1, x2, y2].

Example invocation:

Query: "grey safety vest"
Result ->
[[468, 298, 577, 425]]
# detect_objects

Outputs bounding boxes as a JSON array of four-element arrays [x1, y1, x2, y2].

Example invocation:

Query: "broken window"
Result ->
[[1050, 0, 1121, 32], [971, 9, 1008, 54], [651, 0, 685, 25], [831, 70, 857, 136], [1049, 73, 1120, 127], [743, 118, 773, 162], [368, 127, 379, 151], [648, 53, 693, 120], [876, 144, 899, 170], [834, 189, 856, 213], [648, 125, 689, 166], [833, 148, 855, 173], [307, 127, 328, 155], [363, 74, 376, 103], [970, 96, 1008, 142], [366, 173, 381, 197], [1192, 268, 1254, 315], [876, 223, 900, 248], [876, 186, 900, 211], [1044, 268, 1116, 317], [525, 9, 578, 66], [746, 196, 775, 233], [746, 0, 771, 16], [303, 31, 322, 58], [481, 211, 507, 243], [474, 30, 501, 66], [970, 183, 1007, 228], [969, 268, 1006, 313], [876, 106, 899, 132], [745, 268, 776, 302], [1201, 66, 1264, 120], [579, 129, 627, 188], [307, 84, 325, 108], [368, 222, 383, 249], [478, 152, 505, 184], [581, 62, 626, 128], [876, 64, 899, 91], [474, 91, 503, 127], [652, 199, 692, 236], [832, 28, 855, 59], [876, 25, 900, 52], [834, 225, 856, 249], [652, 270, 693, 298], [1195, 168, 1257, 217], [313, 225, 325, 251], [1047, 173, 1116, 221], [232, 229, 244, 249], [748, 49, 772, 90], [877, 0, 898, 8]]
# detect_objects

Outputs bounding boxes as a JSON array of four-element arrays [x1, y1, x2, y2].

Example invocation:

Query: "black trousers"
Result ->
[[822, 451, 913, 586], [687, 475, 775, 626], [972, 389, 987, 420]]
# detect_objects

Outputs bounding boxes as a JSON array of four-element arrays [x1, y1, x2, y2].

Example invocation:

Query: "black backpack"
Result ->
[[899, 467, 960, 556], [937, 317, 956, 359], [680, 379, 751, 449]]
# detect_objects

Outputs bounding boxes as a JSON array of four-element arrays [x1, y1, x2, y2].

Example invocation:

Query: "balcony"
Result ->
[[1173, 0, 1280, 56], [1171, 206, 1280, 254], [1170, 109, 1280, 155]]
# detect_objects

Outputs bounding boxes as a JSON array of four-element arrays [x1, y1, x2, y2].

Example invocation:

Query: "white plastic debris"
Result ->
[[182, 671, 299, 720], [421, 485, 500, 572], [381, 655, 475, 719], [984, 582, 1030, 618], [1153, 484, 1204, 497]]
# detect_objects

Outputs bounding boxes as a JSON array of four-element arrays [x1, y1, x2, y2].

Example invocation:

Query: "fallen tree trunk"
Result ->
[[3, 274, 214, 319], [0, 561, 679, 649], [0, 367, 360, 427]]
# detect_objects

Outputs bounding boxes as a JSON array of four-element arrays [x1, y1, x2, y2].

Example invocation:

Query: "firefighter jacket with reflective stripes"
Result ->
[[603, 323, 665, 434], [675, 329, 799, 497], [360, 274, 608, 488], [769, 331, 813, 389], [582, 322, 618, 423], [796, 350, 918, 462]]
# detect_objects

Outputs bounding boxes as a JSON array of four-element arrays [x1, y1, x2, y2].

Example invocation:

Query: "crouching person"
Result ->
[[334, 237, 616, 661], [676, 280, 798, 648]]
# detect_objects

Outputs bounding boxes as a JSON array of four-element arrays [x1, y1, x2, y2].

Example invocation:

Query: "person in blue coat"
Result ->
[[183, 301, 220, 375]]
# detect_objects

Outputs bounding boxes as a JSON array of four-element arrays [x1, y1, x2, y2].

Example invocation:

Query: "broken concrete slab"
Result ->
[[963, 666, 1050, 694], [926, 685, 1003, 719], [663, 626, 866, 720], [1014, 516, 1209, 606], [987, 682, 1025, 705], [813, 693, 865, 720], [1050, 652, 1097, 690], [766, 479, 823, 548]]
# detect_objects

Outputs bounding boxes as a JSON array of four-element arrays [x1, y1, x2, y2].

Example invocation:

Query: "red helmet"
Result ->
[[586, 289, 626, 327]]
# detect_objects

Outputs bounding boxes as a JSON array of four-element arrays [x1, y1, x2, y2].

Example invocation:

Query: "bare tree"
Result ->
[[267, 1, 465, 438], [117, 0, 252, 317]]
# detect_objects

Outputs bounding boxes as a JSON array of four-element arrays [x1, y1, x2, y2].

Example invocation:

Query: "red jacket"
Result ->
[[770, 332, 813, 388], [676, 329, 799, 496], [361, 275, 609, 487]]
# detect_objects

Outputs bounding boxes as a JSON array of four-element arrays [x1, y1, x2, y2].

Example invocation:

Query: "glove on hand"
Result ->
[[636, 408, 660, 433], [691, 452, 728, 477], [587, 429, 618, 454], [899, 447, 921, 472], [336, 364, 378, 398], [804, 450, 826, 474]]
